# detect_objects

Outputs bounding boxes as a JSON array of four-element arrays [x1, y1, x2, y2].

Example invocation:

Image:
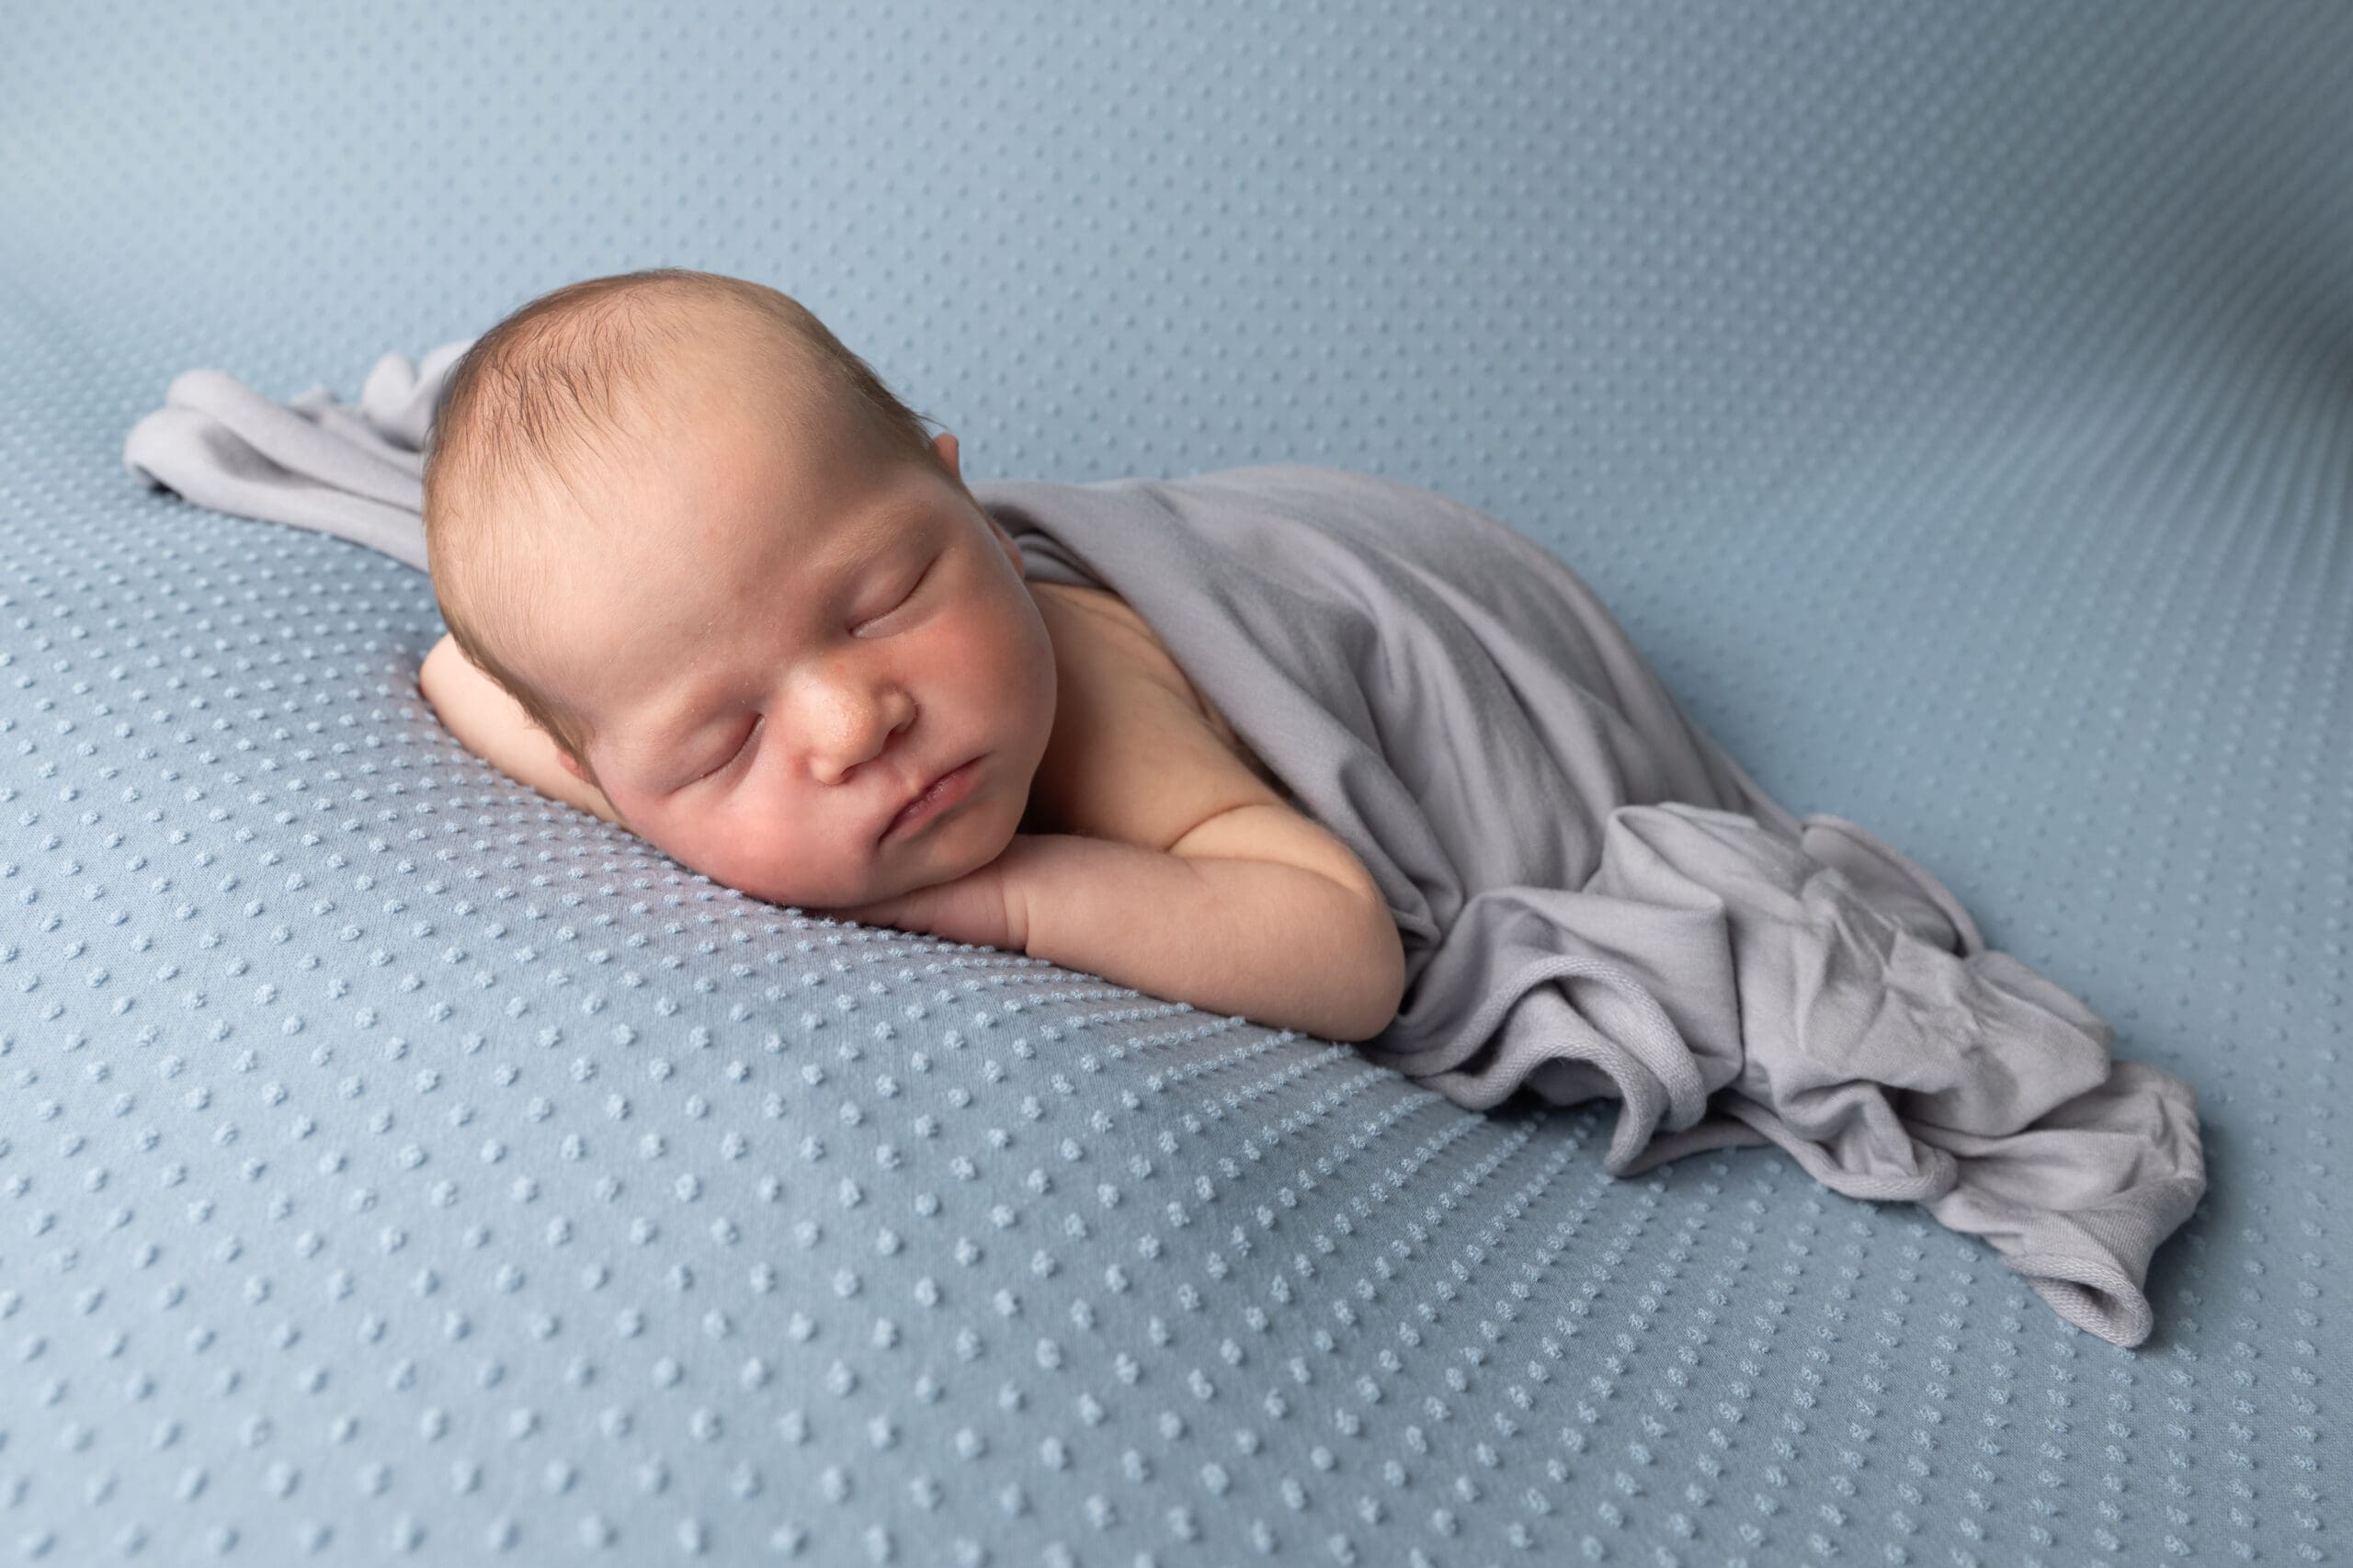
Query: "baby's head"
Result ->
[[421, 268, 1058, 910]]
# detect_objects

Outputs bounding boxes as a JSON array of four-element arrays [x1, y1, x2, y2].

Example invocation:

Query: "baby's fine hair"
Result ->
[[420, 267, 948, 788]]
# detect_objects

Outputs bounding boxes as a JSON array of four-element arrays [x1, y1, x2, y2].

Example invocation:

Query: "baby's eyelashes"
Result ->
[[859, 562, 933, 632], [684, 718, 759, 788]]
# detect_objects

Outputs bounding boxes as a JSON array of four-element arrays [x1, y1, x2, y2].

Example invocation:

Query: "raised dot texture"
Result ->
[[2, 0, 2347, 1563]]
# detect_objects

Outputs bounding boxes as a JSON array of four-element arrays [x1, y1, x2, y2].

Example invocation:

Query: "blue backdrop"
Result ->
[[2, 2, 2344, 1562]]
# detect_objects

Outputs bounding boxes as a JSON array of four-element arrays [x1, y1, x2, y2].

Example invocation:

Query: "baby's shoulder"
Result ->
[[1032, 582, 1267, 757], [1028, 580, 1298, 849]]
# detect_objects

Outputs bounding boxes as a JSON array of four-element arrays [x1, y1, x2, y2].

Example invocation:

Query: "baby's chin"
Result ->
[[662, 807, 1018, 910]]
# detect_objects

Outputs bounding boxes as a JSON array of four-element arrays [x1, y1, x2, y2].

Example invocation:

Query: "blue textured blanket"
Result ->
[[123, 346, 2207, 1346]]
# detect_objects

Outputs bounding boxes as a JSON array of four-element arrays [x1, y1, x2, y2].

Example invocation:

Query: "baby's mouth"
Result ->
[[878, 755, 984, 845]]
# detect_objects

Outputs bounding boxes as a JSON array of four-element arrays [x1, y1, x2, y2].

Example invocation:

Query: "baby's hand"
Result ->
[[824, 835, 1046, 952]]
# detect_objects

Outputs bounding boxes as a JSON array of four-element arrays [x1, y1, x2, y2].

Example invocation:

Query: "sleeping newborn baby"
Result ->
[[416, 268, 1405, 1042]]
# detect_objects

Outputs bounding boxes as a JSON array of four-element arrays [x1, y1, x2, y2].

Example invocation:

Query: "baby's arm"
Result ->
[[416, 634, 628, 829], [1011, 814, 1406, 1044]]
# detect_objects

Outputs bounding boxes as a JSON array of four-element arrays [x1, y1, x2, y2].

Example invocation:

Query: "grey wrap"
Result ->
[[123, 345, 2208, 1347]]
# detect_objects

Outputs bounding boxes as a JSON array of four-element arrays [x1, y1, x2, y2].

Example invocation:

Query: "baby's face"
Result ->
[[530, 392, 1058, 913]]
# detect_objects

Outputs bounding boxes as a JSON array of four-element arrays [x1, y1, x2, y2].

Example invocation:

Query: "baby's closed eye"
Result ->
[[862, 558, 933, 628], [681, 556, 941, 790]]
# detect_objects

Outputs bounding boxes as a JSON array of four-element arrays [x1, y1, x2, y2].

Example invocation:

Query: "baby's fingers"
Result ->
[[829, 874, 1017, 950]]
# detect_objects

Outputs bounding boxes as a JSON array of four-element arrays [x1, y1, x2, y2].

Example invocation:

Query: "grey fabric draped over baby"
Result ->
[[123, 346, 2207, 1347]]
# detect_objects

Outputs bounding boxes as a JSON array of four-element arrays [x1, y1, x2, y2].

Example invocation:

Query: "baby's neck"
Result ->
[[1016, 790, 1063, 836]]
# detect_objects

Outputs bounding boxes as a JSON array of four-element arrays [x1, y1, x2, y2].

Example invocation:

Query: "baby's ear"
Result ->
[[556, 749, 591, 783]]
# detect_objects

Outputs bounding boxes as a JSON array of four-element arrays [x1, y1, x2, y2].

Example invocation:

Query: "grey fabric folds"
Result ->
[[122, 343, 472, 574], [122, 347, 2207, 1347]]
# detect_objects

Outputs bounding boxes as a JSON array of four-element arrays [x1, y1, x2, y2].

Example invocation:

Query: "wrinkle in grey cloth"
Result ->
[[123, 345, 2208, 1347]]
